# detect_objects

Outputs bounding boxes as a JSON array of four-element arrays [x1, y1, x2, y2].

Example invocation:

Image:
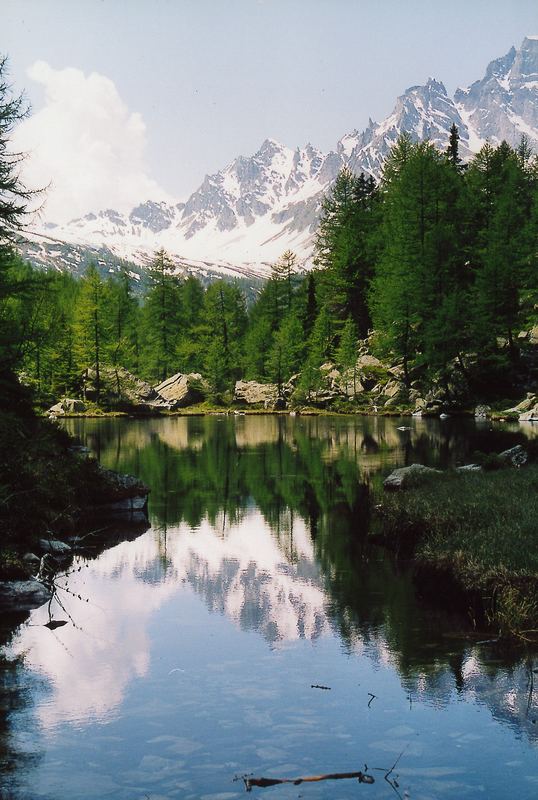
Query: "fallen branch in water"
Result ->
[[241, 770, 375, 791]]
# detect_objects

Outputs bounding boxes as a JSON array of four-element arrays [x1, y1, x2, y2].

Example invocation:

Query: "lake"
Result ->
[[1, 414, 537, 799]]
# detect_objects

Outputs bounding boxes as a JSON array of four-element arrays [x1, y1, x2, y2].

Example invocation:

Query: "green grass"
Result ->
[[373, 465, 538, 637]]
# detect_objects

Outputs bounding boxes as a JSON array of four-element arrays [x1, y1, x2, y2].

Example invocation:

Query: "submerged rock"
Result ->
[[0, 579, 52, 611], [89, 466, 150, 515], [383, 463, 442, 491]]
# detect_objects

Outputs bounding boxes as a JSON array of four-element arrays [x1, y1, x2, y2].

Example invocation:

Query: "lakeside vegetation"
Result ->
[[3, 126, 537, 410], [373, 460, 538, 638]]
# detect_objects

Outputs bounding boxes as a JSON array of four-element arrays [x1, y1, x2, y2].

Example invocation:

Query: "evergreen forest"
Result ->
[[2, 125, 538, 409]]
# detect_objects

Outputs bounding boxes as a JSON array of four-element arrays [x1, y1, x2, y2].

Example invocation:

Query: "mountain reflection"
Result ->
[[2, 415, 536, 794]]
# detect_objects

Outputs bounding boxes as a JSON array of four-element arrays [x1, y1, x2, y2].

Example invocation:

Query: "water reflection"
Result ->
[[1, 415, 537, 799]]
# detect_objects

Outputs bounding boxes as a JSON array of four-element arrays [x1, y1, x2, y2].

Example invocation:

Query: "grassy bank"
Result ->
[[373, 465, 538, 639]]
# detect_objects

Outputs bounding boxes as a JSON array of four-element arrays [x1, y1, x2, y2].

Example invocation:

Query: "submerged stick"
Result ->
[[243, 770, 375, 791]]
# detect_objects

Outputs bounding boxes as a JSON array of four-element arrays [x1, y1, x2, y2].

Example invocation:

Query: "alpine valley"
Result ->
[[20, 35, 538, 282]]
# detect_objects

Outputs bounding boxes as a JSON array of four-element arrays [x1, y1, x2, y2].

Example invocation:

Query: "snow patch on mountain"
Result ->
[[21, 36, 538, 281]]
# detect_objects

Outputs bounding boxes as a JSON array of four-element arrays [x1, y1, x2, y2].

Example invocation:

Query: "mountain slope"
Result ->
[[20, 36, 538, 281]]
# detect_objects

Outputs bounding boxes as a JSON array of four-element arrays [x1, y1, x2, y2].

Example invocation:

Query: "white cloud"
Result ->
[[13, 61, 172, 223]]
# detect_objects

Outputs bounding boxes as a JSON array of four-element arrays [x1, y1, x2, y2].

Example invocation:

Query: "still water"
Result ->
[[1, 415, 537, 799]]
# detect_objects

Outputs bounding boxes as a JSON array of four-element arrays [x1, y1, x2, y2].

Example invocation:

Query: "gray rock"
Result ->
[[48, 398, 86, 415], [22, 552, 41, 567], [504, 394, 537, 415], [456, 464, 482, 472], [84, 365, 165, 407], [0, 579, 52, 611], [234, 380, 278, 406], [154, 372, 207, 408], [38, 538, 72, 556], [90, 466, 150, 516], [383, 463, 442, 491], [519, 409, 538, 422], [498, 445, 528, 467], [474, 405, 492, 419]]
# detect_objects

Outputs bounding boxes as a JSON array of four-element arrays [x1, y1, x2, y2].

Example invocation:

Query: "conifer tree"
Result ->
[[315, 168, 377, 338], [0, 56, 40, 383], [74, 264, 108, 401], [335, 316, 359, 397], [267, 314, 304, 391], [140, 249, 182, 382]]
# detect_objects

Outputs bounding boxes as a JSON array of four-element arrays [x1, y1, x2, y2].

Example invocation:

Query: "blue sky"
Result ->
[[4, 0, 538, 219]]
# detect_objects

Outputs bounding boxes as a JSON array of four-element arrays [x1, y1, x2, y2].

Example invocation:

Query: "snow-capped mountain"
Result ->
[[20, 36, 538, 281]]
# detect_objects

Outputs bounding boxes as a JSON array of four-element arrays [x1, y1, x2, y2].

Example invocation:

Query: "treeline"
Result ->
[[3, 127, 538, 405]]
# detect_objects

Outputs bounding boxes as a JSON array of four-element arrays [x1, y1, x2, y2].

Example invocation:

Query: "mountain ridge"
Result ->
[[20, 36, 538, 281]]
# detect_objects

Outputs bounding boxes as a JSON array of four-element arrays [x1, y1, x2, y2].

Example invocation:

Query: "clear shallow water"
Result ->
[[1, 415, 537, 800]]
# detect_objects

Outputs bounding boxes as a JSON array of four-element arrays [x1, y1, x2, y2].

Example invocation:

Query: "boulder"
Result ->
[[154, 372, 207, 408], [519, 405, 538, 422], [383, 463, 442, 491], [356, 354, 383, 370], [456, 464, 482, 472], [234, 380, 278, 406], [503, 394, 537, 415], [22, 552, 41, 570], [498, 445, 528, 467], [83, 365, 166, 408], [48, 398, 86, 415], [474, 405, 492, 419], [0, 579, 52, 611], [85, 466, 150, 517], [38, 539, 72, 556]]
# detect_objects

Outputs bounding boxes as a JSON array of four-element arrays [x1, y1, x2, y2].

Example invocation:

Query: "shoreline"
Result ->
[[371, 462, 538, 641], [43, 405, 531, 420]]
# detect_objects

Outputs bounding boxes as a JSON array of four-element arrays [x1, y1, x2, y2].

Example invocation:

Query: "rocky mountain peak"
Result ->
[[511, 36, 538, 85], [22, 36, 538, 281], [455, 37, 538, 150]]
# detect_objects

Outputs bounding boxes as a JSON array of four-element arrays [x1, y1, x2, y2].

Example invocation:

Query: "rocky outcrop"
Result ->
[[502, 394, 538, 422], [83, 365, 167, 408], [475, 405, 492, 419], [383, 464, 442, 491], [234, 380, 279, 407], [48, 398, 86, 415], [154, 372, 207, 408]]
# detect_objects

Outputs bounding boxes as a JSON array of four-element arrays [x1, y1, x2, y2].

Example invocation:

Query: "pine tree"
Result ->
[[466, 141, 534, 362], [446, 123, 462, 168], [315, 168, 377, 338], [139, 249, 182, 382], [271, 250, 298, 314], [73, 264, 108, 401], [335, 316, 358, 397], [370, 137, 465, 385], [267, 314, 304, 391], [203, 281, 247, 395], [0, 57, 40, 383]]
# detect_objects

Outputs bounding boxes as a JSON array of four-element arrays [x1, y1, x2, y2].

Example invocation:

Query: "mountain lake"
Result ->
[[1, 414, 537, 800]]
